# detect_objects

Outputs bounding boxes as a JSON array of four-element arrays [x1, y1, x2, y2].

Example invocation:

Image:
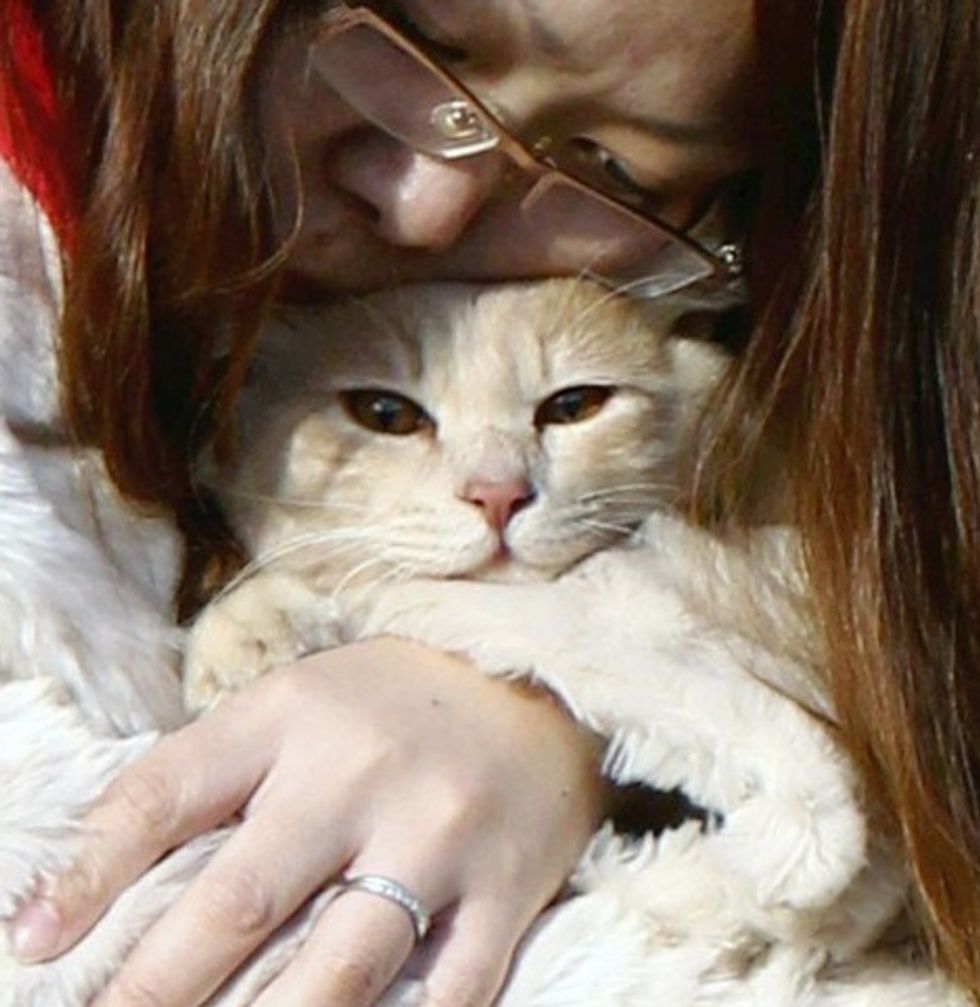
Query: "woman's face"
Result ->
[[263, 0, 756, 293]]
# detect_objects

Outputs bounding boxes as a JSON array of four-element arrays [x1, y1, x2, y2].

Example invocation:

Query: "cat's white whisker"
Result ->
[[326, 548, 439, 608], [328, 554, 401, 607], [576, 518, 639, 537], [373, 561, 429, 595], [376, 542, 472, 569], [213, 488, 368, 512], [589, 479, 671, 492], [220, 530, 376, 593], [578, 482, 671, 502], [576, 513, 650, 531], [358, 514, 486, 553], [576, 508, 660, 529], [579, 502, 662, 517], [251, 529, 373, 565]]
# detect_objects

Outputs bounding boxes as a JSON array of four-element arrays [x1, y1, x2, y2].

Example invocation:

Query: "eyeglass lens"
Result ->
[[314, 22, 499, 159]]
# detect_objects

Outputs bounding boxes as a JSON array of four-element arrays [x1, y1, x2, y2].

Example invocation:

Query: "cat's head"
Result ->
[[212, 280, 725, 585]]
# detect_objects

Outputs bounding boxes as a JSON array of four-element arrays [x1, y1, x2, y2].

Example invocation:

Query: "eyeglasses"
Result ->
[[310, 4, 744, 299]]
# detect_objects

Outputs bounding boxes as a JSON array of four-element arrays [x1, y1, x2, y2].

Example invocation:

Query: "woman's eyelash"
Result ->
[[596, 148, 646, 193], [564, 139, 665, 207], [588, 143, 649, 195]]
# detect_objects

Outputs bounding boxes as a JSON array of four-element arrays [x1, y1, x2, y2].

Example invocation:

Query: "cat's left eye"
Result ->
[[340, 389, 434, 436], [535, 386, 614, 428]]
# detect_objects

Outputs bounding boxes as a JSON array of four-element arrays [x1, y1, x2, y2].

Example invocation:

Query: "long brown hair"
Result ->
[[3, 0, 313, 580], [708, 0, 980, 993], [6, 0, 980, 995]]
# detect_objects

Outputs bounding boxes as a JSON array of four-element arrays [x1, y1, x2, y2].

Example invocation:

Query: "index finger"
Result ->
[[7, 696, 272, 963]]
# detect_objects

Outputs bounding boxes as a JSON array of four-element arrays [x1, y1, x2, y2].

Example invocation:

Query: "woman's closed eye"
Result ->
[[560, 138, 667, 211], [340, 388, 435, 435]]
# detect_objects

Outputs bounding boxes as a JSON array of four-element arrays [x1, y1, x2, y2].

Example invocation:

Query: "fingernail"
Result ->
[[7, 899, 62, 962]]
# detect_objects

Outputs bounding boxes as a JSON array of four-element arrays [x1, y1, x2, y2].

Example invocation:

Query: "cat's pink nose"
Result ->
[[461, 477, 535, 532]]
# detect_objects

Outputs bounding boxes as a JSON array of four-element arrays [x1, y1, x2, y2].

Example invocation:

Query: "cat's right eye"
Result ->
[[340, 389, 434, 436]]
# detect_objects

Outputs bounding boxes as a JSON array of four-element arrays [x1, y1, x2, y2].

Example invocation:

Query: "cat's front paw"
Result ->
[[183, 574, 338, 711]]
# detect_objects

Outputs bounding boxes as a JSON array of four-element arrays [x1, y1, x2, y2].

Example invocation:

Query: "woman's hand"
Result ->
[[7, 638, 602, 1006]]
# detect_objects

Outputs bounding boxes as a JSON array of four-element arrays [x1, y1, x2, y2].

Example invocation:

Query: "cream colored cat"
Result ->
[[185, 279, 723, 706], [180, 279, 930, 1003], [0, 280, 956, 1006]]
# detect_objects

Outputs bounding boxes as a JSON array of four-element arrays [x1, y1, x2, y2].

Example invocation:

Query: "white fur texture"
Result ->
[[0, 163, 184, 736], [0, 427, 185, 735]]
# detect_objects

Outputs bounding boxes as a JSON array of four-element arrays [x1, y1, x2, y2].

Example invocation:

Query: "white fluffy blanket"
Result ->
[[0, 162, 969, 1006]]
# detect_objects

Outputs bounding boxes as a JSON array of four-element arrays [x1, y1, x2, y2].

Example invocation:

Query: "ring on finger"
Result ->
[[336, 874, 431, 942]]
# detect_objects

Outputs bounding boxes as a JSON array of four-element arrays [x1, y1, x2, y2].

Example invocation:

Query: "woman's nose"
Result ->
[[330, 131, 509, 251]]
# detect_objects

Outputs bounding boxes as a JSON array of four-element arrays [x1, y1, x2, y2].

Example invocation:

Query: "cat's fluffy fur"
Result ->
[[0, 265, 967, 1003]]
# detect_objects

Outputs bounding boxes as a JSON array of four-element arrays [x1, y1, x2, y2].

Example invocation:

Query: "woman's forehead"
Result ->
[[422, 0, 753, 66], [518, 0, 750, 61]]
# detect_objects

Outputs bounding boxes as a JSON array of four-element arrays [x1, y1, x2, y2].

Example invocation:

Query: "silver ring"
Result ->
[[338, 874, 431, 942]]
